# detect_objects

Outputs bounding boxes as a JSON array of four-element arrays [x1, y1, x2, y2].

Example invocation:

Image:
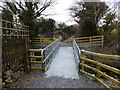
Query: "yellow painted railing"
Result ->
[[80, 50, 120, 89], [28, 49, 45, 70], [33, 38, 54, 47], [28, 39, 60, 71], [0, 19, 29, 37], [75, 35, 104, 46]]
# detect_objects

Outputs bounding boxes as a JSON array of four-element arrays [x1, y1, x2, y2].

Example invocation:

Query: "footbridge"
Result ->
[[1, 19, 119, 89], [28, 37, 120, 89]]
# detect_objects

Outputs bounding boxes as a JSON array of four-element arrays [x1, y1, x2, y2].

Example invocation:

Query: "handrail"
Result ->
[[28, 49, 43, 52], [43, 39, 59, 50], [72, 39, 81, 71], [28, 39, 60, 70], [75, 35, 104, 39], [80, 49, 120, 89], [43, 39, 60, 71], [81, 50, 120, 61]]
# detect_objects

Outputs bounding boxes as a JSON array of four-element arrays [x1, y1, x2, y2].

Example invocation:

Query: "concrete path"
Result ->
[[45, 47, 79, 79]]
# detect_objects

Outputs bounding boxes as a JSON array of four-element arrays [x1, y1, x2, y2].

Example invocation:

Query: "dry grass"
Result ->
[[64, 36, 76, 43]]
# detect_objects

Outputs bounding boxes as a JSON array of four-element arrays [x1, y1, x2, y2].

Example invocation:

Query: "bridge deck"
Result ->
[[45, 47, 79, 79]]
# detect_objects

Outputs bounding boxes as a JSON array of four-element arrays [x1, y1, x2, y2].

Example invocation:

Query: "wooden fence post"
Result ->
[[81, 52, 85, 71], [90, 37, 91, 45], [95, 56, 101, 79], [41, 50, 45, 71], [25, 39, 29, 72], [102, 36, 104, 46]]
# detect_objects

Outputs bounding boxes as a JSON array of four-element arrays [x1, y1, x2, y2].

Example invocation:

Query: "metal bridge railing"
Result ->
[[28, 39, 60, 71], [43, 39, 60, 71], [72, 39, 81, 71]]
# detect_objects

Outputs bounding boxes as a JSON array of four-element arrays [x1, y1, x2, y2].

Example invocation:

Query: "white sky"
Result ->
[[0, 0, 119, 25], [44, 0, 119, 25], [44, 0, 76, 25]]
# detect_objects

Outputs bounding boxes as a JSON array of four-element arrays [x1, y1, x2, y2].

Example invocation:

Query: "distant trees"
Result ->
[[1, 0, 56, 39], [39, 18, 56, 37], [69, 1, 108, 36], [57, 23, 75, 40]]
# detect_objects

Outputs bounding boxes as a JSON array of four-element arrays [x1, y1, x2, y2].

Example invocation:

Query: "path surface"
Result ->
[[11, 71, 103, 88], [11, 46, 103, 88], [45, 47, 79, 79]]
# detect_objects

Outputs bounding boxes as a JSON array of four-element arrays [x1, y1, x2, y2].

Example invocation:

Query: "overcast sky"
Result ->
[[44, 0, 119, 25], [0, 0, 118, 25], [44, 0, 76, 25]]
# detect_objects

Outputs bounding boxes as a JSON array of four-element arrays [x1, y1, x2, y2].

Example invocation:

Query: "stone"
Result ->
[[2, 82, 6, 88], [2, 66, 5, 72], [20, 67, 24, 71], [10, 64, 16, 71], [6, 66, 10, 70], [5, 83, 12, 88], [0, 78, 2, 88], [12, 71, 21, 82], [20, 64, 23, 67], [20, 71, 24, 76], [3, 69, 13, 79], [5, 77, 13, 84], [0, 73, 1, 78], [14, 66, 20, 71]]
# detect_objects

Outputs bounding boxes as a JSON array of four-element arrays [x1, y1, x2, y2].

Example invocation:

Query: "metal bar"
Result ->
[[43, 39, 60, 71], [72, 39, 81, 71]]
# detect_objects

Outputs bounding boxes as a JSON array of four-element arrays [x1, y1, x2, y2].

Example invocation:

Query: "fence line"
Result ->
[[33, 38, 54, 48], [0, 19, 29, 37], [80, 50, 120, 89], [2, 19, 30, 72], [75, 35, 104, 46]]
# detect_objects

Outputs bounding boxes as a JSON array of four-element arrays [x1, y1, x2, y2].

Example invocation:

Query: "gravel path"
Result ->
[[11, 70, 103, 88]]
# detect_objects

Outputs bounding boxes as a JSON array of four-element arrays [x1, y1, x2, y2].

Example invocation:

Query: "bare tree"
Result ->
[[69, 1, 108, 36]]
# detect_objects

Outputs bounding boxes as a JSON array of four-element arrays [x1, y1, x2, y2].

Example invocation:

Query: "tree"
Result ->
[[69, 1, 108, 37], [2, 8, 13, 21], [57, 23, 75, 39], [39, 18, 56, 37], [1, 0, 56, 39], [102, 13, 116, 34]]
